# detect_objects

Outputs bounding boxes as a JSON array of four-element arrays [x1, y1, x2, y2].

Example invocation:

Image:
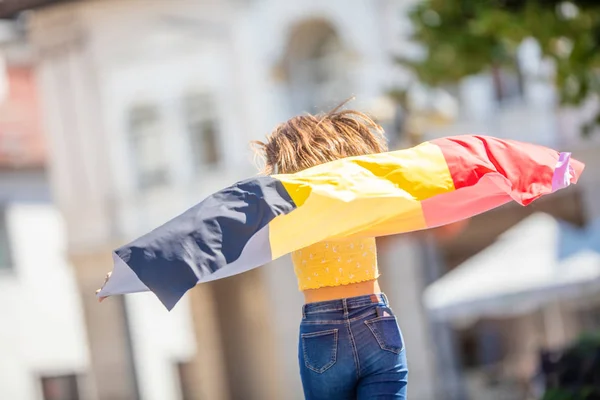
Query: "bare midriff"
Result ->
[[302, 278, 381, 303]]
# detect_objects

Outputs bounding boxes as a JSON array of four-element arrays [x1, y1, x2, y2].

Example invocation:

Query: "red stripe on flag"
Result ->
[[432, 136, 583, 206], [421, 173, 512, 228]]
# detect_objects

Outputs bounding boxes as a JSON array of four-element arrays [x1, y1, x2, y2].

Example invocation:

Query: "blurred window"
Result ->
[[457, 326, 479, 369], [285, 20, 353, 113], [127, 103, 169, 190], [182, 93, 220, 170], [0, 207, 12, 271], [491, 64, 523, 106], [578, 304, 600, 331], [40, 374, 80, 400], [457, 321, 506, 369]]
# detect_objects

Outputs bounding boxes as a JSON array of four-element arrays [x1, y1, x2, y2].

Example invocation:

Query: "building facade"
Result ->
[[4, 0, 600, 399], [19, 1, 440, 399], [0, 23, 91, 400]]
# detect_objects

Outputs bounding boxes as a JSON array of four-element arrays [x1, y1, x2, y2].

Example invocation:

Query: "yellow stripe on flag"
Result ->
[[269, 142, 454, 259]]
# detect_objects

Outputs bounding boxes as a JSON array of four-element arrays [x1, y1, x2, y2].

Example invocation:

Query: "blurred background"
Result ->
[[0, 0, 599, 399]]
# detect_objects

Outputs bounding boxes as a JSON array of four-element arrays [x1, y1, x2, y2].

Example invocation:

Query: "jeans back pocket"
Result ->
[[301, 329, 339, 373], [365, 311, 404, 354]]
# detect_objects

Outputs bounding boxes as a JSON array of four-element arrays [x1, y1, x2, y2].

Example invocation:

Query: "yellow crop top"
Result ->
[[291, 237, 379, 290]]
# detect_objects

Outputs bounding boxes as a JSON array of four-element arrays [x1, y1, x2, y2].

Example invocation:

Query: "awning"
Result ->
[[424, 213, 600, 322]]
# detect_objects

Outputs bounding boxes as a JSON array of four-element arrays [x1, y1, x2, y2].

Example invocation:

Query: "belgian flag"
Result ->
[[97, 135, 584, 310]]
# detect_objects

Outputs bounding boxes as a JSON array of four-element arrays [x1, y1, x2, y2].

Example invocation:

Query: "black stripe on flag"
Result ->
[[114, 176, 296, 310]]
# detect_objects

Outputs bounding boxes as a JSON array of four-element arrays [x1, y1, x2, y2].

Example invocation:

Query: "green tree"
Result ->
[[540, 331, 600, 399], [398, 0, 600, 136]]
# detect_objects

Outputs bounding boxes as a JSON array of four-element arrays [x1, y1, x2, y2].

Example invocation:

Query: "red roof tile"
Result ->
[[0, 66, 46, 168]]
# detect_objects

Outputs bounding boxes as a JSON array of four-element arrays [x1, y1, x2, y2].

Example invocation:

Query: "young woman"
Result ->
[[252, 106, 408, 399], [97, 101, 581, 400]]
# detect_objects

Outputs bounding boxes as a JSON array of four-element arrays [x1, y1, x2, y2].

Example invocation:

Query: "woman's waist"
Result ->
[[302, 279, 382, 305], [302, 292, 388, 320]]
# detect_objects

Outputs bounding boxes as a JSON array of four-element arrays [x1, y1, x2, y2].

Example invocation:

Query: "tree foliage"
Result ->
[[540, 332, 600, 399], [400, 0, 600, 135]]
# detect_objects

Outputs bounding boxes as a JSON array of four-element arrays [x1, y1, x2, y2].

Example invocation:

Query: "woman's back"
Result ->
[[253, 101, 408, 399]]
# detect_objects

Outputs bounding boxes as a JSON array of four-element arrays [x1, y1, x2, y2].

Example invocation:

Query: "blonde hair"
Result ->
[[252, 101, 388, 175]]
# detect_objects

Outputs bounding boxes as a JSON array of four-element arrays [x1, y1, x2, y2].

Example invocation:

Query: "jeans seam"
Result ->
[[303, 295, 387, 315], [305, 301, 384, 315], [346, 320, 361, 380], [301, 309, 378, 325], [301, 320, 345, 325], [304, 307, 345, 314]]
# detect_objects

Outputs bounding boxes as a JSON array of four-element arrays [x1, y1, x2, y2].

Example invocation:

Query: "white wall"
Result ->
[[0, 204, 89, 400], [32, 4, 214, 399], [78, 5, 242, 400], [81, 5, 247, 236], [80, 10, 225, 400], [76, 0, 404, 239], [262, 257, 306, 399], [125, 294, 197, 400], [244, 0, 396, 129], [101, 50, 243, 236], [379, 236, 438, 400]]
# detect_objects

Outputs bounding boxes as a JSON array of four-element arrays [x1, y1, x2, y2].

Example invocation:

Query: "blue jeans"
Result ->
[[298, 293, 408, 399]]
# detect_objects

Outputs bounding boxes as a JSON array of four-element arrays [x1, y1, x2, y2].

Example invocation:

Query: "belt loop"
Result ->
[[381, 293, 388, 305], [343, 298, 348, 317], [302, 304, 306, 319]]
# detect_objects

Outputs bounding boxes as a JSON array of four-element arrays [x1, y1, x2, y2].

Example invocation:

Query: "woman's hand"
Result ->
[[95, 271, 112, 302]]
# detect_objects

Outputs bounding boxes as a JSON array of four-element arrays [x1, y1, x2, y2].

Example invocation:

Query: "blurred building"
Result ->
[[0, 19, 91, 400], [417, 35, 600, 398], [0, 1, 441, 400], [2, 0, 600, 400]]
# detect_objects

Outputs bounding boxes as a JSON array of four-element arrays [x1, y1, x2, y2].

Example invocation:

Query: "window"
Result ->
[[578, 305, 600, 331], [183, 93, 220, 170], [284, 20, 353, 113], [127, 104, 169, 190], [457, 321, 506, 369], [0, 207, 12, 271], [40, 374, 80, 400], [491, 64, 523, 105]]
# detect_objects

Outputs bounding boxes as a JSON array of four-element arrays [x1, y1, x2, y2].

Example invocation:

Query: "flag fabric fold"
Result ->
[[97, 135, 585, 310]]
